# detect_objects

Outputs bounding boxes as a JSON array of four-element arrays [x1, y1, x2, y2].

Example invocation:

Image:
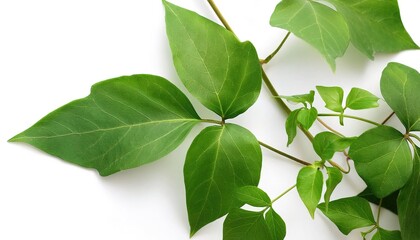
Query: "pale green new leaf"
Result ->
[[318, 197, 375, 235], [265, 208, 286, 240], [297, 108, 318, 131], [324, 167, 343, 210], [10, 75, 200, 176], [270, 0, 350, 70], [372, 228, 402, 240], [316, 86, 344, 113], [285, 108, 302, 146], [184, 124, 262, 236], [313, 131, 355, 161], [297, 166, 323, 218], [345, 88, 379, 110], [397, 147, 420, 240], [349, 126, 412, 198], [381, 62, 420, 132], [223, 209, 273, 240], [236, 186, 271, 207], [279, 90, 315, 107], [164, 0, 261, 119], [326, 0, 419, 59]]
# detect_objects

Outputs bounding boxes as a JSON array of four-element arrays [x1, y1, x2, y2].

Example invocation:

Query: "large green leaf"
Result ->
[[10, 75, 200, 176], [163, 0, 261, 119], [318, 197, 375, 235], [184, 124, 262, 236], [324, 167, 343, 210], [223, 209, 273, 240], [296, 166, 323, 218], [381, 62, 420, 132], [326, 0, 419, 59], [398, 147, 420, 240], [270, 0, 349, 70], [265, 208, 286, 240], [372, 228, 402, 240], [236, 186, 271, 207], [313, 131, 355, 161], [349, 126, 412, 198], [345, 87, 379, 110]]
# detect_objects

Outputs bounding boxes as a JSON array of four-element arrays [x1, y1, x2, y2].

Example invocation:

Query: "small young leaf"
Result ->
[[325, 0, 419, 59], [265, 208, 286, 240], [236, 186, 271, 207], [316, 86, 344, 113], [279, 90, 315, 107], [381, 62, 420, 132], [223, 209, 273, 240], [397, 147, 420, 240], [345, 87, 380, 110], [285, 109, 302, 146], [184, 124, 262, 236], [318, 197, 375, 235], [163, 0, 262, 119], [324, 167, 343, 210], [270, 0, 350, 70], [372, 228, 402, 240], [349, 126, 412, 198], [358, 188, 399, 215], [297, 166, 323, 218], [313, 132, 356, 161], [297, 108, 318, 131], [10, 75, 200, 176]]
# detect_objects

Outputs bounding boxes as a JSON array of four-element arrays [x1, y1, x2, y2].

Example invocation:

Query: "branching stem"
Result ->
[[318, 113, 381, 126], [381, 112, 395, 125], [409, 133, 420, 143], [262, 32, 291, 64], [317, 117, 345, 137], [259, 141, 311, 166], [327, 160, 350, 174]]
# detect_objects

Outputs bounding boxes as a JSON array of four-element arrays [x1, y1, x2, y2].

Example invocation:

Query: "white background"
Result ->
[[1, 0, 419, 239]]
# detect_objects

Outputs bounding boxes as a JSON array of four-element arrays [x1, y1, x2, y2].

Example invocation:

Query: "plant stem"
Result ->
[[381, 112, 395, 125], [207, 0, 235, 34], [262, 32, 291, 64], [409, 133, 420, 143], [267, 185, 296, 209], [201, 119, 223, 125], [259, 141, 311, 166], [318, 113, 381, 126], [376, 198, 383, 226], [327, 160, 350, 174], [317, 117, 345, 137]]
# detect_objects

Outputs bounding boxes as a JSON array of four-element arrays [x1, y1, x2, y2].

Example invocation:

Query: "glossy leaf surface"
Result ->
[[265, 208, 286, 240], [223, 209, 273, 240], [324, 167, 343, 210], [297, 166, 323, 218], [236, 186, 271, 207], [316, 86, 344, 112], [164, 0, 261, 119], [297, 108, 318, 131], [285, 109, 302, 146], [313, 132, 355, 161], [184, 124, 262, 235], [345, 87, 379, 110], [372, 228, 402, 240], [10, 75, 200, 176]]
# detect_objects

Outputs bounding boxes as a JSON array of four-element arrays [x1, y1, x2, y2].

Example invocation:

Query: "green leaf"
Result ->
[[265, 208, 286, 240], [313, 131, 356, 161], [270, 0, 349, 70], [345, 87, 380, 110], [318, 197, 375, 235], [325, 0, 419, 59], [349, 126, 412, 198], [297, 108, 318, 131], [285, 109, 302, 146], [296, 166, 323, 218], [324, 167, 343, 210], [223, 209, 273, 240], [163, 0, 262, 119], [358, 188, 399, 215], [316, 86, 344, 113], [236, 186, 271, 207], [372, 228, 402, 240], [380, 62, 420, 132], [398, 147, 420, 240], [9, 75, 200, 176], [184, 124, 262, 236], [279, 90, 315, 107]]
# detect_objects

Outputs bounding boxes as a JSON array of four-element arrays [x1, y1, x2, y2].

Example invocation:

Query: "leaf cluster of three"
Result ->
[[10, 0, 420, 239]]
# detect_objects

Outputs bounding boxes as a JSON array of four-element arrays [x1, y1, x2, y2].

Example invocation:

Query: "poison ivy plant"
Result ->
[[8, 0, 420, 240]]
